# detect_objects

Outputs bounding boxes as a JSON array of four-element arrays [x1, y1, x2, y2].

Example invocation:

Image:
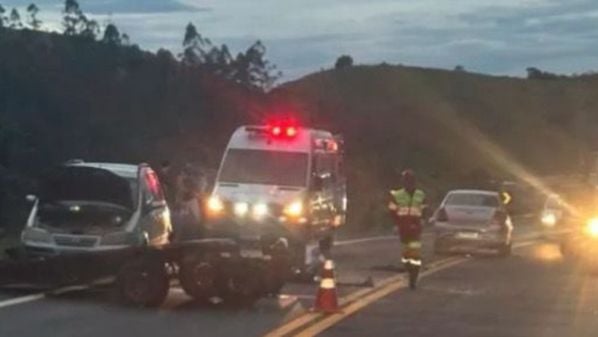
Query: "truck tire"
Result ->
[[218, 263, 260, 308], [117, 256, 169, 308], [179, 253, 218, 302]]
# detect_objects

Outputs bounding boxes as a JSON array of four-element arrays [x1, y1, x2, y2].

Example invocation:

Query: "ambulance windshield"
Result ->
[[219, 149, 308, 187]]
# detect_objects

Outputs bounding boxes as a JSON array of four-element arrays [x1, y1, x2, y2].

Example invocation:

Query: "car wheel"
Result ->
[[118, 256, 169, 307]]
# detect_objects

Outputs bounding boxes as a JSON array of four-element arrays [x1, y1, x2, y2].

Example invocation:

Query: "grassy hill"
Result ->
[[2, 26, 598, 233], [275, 65, 598, 228]]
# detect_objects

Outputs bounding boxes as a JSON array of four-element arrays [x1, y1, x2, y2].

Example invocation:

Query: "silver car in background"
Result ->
[[433, 190, 514, 256]]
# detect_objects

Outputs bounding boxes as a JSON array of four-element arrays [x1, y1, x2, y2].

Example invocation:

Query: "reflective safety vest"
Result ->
[[389, 189, 426, 217]]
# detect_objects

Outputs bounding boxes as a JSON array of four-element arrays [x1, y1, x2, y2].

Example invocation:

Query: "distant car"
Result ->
[[433, 189, 514, 256], [21, 161, 172, 256]]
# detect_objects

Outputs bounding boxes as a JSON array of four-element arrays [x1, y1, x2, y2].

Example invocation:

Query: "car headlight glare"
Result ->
[[252, 203, 268, 218], [283, 201, 304, 217], [234, 202, 249, 217], [586, 218, 598, 237], [541, 213, 556, 227], [207, 196, 225, 214]]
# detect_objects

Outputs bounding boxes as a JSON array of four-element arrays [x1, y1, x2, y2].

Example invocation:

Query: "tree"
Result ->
[[0, 5, 6, 28], [80, 18, 99, 40], [181, 22, 210, 65], [454, 65, 465, 72], [62, 0, 97, 39], [8, 8, 23, 29], [26, 3, 42, 30], [121, 33, 130, 45], [102, 23, 121, 45], [335, 55, 353, 69], [62, 0, 81, 35], [526, 67, 561, 80], [232, 40, 281, 90]]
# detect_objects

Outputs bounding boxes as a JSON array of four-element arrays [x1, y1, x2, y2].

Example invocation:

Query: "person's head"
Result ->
[[401, 169, 417, 192]]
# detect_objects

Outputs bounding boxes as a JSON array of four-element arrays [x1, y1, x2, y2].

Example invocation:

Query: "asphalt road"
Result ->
[[319, 240, 597, 337], [0, 222, 578, 337]]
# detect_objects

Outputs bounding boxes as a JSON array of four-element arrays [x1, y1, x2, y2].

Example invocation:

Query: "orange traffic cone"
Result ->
[[313, 259, 340, 313]]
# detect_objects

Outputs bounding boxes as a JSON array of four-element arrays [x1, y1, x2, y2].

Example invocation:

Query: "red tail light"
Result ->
[[436, 208, 449, 222], [271, 126, 282, 136], [286, 126, 297, 137]]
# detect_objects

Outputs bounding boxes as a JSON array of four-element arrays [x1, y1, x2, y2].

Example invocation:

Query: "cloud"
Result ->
[[2, 0, 598, 80]]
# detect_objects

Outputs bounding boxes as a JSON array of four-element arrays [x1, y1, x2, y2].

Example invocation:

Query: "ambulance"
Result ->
[[205, 121, 346, 270]]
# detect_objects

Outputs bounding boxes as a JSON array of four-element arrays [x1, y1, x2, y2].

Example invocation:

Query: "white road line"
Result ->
[[0, 293, 45, 309]]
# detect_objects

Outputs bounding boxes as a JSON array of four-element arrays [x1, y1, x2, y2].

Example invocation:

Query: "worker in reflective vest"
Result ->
[[388, 169, 428, 289]]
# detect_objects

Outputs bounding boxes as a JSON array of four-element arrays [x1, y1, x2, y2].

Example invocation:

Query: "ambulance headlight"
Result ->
[[283, 201, 304, 217], [207, 196, 225, 215], [252, 203, 268, 218], [233, 202, 249, 217]]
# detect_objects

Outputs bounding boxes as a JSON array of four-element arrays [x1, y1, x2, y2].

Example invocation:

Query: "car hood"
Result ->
[[36, 201, 132, 235], [39, 166, 135, 210]]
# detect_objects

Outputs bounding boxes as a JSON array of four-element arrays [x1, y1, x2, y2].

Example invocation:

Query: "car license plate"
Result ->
[[240, 248, 264, 258], [456, 232, 479, 239]]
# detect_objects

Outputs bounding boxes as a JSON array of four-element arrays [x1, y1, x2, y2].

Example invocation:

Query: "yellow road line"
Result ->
[[263, 257, 463, 337], [265, 236, 545, 337], [294, 258, 467, 337]]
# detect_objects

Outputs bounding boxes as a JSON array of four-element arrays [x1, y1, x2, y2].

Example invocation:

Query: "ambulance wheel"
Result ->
[[179, 253, 218, 302], [118, 256, 169, 307]]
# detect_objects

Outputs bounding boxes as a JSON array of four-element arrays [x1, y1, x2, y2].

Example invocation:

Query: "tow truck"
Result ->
[[205, 120, 347, 277]]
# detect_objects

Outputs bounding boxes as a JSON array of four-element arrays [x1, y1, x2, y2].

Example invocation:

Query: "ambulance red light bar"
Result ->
[[245, 121, 299, 139]]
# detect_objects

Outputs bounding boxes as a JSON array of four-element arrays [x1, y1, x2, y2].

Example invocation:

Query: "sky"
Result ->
[[3, 0, 598, 81]]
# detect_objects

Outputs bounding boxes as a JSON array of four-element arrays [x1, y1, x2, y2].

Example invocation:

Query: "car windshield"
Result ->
[[219, 149, 308, 186], [446, 193, 499, 207], [40, 166, 136, 209]]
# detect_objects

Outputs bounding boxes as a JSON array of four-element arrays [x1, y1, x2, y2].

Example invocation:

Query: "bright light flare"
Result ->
[[541, 213, 557, 227], [234, 202, 249, 216], [586, 218, 598, 237], [207, 196, 224, 214], [284, 201, 303, 217], [253, 203, 268, 218]]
